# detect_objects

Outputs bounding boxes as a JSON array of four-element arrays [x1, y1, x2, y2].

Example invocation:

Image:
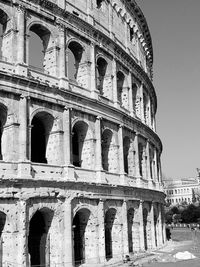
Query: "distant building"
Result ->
[[164, 178, 200, 205]]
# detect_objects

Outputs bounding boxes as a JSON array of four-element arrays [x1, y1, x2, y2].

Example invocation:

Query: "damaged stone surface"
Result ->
[[0, 0, 165, 266]]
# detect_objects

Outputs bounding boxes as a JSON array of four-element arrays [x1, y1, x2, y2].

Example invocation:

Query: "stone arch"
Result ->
[[67, 40, 87, 87], [28, 22, 54, 74], [123, 136, 131, 174], [31, 111, 54, 164], [28, 208, 54, 267], [153, 205, 158, 247], [72, 207, 96, 265], [72, 120, 93, 169], [117, 71, 125, 105], [143, 207, 148, 250], [104, 207, 121, 260], [0, 103, 7, 160], [101, 128, 115, 172], [127, 208, 134, 253], [0, 8, 12, 61], [96, 56, 108, 95], [138, 139, 146, 178]]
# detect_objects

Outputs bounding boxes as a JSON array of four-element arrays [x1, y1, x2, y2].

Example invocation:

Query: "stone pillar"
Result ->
[[157, 204, 163, 247], [19, 95, 28, 161], [16, 5, 28, 76], [57, 22, 68, 89], [118, 125, 125, 185], [18, 96, 31, 178], [146, 140, 151, 181], [138, 200, 145, 251], [90, 43, 98, 99], [134, 134, 140, 178], [148, 97, 152, 127], [112, 59, 118, 107], [63, 199, 73, 267], [122, 200, 129, 256], [17, 200, 28, 267], [97, 199, 105, 263], [63, 107, 74, 180], [95, 116, 102, 171], [128, 73, 134, 116], [140, 83, 144, 122], [17, 5, 25, 64]]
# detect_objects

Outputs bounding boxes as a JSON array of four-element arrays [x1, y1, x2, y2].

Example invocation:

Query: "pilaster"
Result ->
[[140, 83, 144, 122], [17, 200, 28, 267], [63, 199, 73, 267], [128, 73, 134, 116], [138, 200, 145, 251], [16, 4, 28, 76], [112, 59, 118, 107], [118, 125, 125, 184], [90, 42, 98, 99], [57, 22, 68, 89], [122, 200, 129, 256], [63, 107, 74, 180], [97, 199, 106, 263]]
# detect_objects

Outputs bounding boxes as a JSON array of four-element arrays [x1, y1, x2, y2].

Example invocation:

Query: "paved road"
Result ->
[[143, 228, 200, 267]]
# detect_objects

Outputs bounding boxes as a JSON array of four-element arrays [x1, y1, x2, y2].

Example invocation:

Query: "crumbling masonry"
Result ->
[[0, 0, 165, 266]]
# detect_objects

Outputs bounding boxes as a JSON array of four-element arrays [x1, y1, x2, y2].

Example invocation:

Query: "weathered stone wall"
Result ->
[[0, 0, 165, 266]]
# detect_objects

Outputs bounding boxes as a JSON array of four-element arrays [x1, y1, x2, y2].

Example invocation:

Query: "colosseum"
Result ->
[[0, 0, 165, 266]]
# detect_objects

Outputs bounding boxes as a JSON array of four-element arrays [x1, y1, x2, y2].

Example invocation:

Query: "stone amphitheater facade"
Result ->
[[0, 0, 165, 266]]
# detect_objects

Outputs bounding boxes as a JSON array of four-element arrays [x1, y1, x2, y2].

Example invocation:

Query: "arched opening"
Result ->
[[68, 41, 83, 82], [123, 136, 130, 174], [31, 112, 54, 163], [154, 211, 158, 247], [0, 104, 7, 160], [73, 209, 90, 266], [143, 208, 148, 250], [72, 121, 90, 168], [0, 10, 9, 60], [138, 143, 143, 177], [28, 209, 53, 267], [96, 0, 104, 9], [29, 24, 51, 72], [96, 57, 108, 95], [117, 71, 125, 106], [101, 129, 113, 171], [105, 208, 117, 260], [127, 208, 134, 253]]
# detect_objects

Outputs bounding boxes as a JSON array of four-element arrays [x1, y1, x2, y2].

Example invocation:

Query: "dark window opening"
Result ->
[[29, 24, 51, 72], [138, 143, 143, 177], [31, 116, 47, 163], [101, 130, 112, 171], [130, 27, 134, 42], [96, 57, 107, 94], [96, 0, 103, 9], [127, 208, 134, 253], [143, 208, 148, 250], [73, 209, 90, 266], [117, 71, 125, 105], [28, 211, 50, 267], [68, 41, 83, 82], [72, 128, 80, 167], [105, 209, 116, 260]]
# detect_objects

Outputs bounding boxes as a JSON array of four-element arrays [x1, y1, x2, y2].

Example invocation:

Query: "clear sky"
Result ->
[[136, 0, 200, 179]]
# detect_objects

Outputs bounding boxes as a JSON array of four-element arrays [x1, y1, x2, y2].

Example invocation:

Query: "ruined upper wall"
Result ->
[[36, 0, 153, 79]]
